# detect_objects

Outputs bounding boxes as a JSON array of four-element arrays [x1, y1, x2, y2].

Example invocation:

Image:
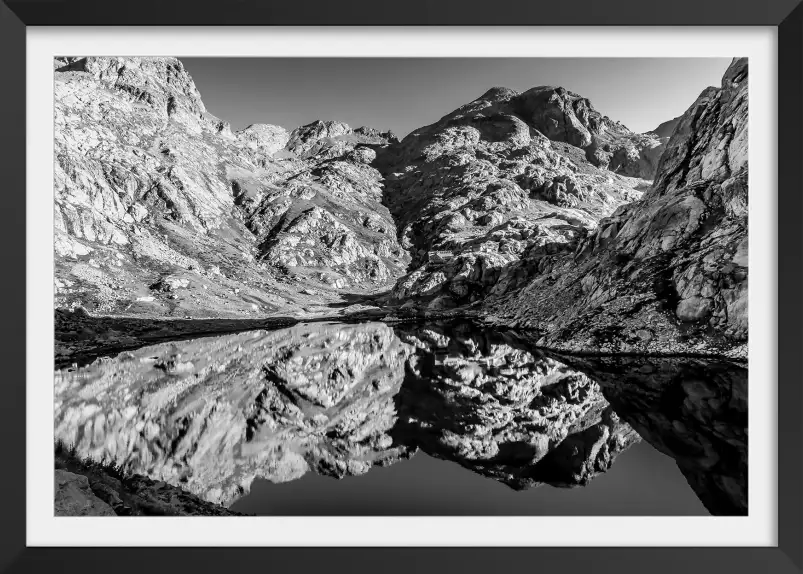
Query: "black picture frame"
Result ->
[[1, 0, 800, 572]]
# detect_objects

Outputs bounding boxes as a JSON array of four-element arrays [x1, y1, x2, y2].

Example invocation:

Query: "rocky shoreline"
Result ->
[[55, 441, 245, 516]]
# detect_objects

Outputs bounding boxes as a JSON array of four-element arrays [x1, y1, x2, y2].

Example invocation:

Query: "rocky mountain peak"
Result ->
[[475, 86, 521, 103], [235, 123, 291, 155], [284, 119, 399, 159], [55, 57, 212, 132], [649, 116, 682, 140], [722, 57, 748, 88], [353, 125, 400, 144], [652, 57, 747, 198]]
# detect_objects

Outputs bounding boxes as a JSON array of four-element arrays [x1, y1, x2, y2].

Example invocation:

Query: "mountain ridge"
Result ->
[[53, 55, 747, 359]]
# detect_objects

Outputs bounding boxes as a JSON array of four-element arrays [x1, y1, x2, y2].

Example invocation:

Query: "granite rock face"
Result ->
[[484, 58, 748, 358], [54, 57, 408, 320], [54, 469, 117, 516], [375, 85, 655, 310], [512, 85, 668, 179]]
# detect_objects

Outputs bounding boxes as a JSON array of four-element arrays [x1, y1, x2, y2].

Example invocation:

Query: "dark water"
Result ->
[[54, 319, 747, 516], [232, 444, 707, 516]]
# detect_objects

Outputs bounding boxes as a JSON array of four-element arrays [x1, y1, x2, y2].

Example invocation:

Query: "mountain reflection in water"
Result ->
[[53, 320, 747, 516]]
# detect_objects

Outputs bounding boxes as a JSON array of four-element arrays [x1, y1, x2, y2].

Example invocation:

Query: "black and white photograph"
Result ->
[[52, 55, 748, 519]]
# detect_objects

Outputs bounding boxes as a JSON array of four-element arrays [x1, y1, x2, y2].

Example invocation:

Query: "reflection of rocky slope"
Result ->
[[55, 321, 642, 510], [55, 57, 408, 319], [392, 323, 640, 489], [375, 86, 659, 310], [54, 322, 414, 507], [484, 58, 748, 357], [54, 320, 745, 514], [550, 353, 747, 515]]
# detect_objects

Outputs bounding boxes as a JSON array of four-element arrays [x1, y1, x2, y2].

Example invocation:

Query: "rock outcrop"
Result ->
[[55, 469, 117, 516], [54, 57, 408, 320], [510, 85, 668, 179], [484, 58, 748, 358], [55, 444, 243, 516]]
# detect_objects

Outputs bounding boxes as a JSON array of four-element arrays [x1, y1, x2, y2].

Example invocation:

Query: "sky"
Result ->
[[181, 57, 733, 138]]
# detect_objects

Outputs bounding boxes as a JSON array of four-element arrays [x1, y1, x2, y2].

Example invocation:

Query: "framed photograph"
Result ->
[[1, 0, 800, 572]]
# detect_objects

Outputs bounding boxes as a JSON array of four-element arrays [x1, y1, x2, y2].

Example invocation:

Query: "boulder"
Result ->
[[54, 470, 116, 516]]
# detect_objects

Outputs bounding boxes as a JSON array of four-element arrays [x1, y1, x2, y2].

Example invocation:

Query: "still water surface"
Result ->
[[54, 319, 747, 516]]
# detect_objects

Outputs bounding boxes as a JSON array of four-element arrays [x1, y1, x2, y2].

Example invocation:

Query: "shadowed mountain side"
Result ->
[[649, 116, 682, 140], [482, 58, 748, 358]]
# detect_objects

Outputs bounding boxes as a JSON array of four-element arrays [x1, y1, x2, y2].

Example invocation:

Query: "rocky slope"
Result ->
[[374, 86, 661, 310], [55, 57, 408, 320], [482, 58, 748, 358], [54, 58, 673, 322], [55, 469, 117, 516], [649, 116, 682, 140]]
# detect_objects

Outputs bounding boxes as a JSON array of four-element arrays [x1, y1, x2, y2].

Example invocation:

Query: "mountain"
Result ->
[[54, 56, 745, 358], [373, 85, 659, 310], [483, 58, 748, 358], [54, 57, 408, 320]]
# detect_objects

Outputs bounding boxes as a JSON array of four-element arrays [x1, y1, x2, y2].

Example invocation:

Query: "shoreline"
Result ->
[[55, 306, 748, 368]]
